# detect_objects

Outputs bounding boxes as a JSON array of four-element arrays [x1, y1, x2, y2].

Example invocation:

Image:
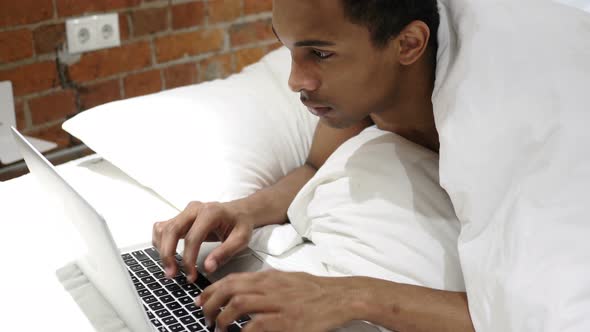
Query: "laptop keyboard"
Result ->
[[122, 247, 250, 332]]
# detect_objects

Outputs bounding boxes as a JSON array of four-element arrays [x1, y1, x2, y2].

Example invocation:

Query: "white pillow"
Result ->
[[435, 0, 590, 330], [287, 126, 465, 291], [63, 48, 318, 209]]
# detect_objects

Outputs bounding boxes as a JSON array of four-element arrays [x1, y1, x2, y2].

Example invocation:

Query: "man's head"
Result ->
[[272, 0, 440, 129]]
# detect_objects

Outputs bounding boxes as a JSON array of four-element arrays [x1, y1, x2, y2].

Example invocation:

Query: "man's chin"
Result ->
[[318, 116, 356, 129]]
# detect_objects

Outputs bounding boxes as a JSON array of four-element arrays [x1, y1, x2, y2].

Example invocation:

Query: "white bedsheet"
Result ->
[[0, 155, 341, 331]]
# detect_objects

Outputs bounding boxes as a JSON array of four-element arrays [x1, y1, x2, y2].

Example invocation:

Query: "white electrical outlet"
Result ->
[[66, 13, 121, 54]]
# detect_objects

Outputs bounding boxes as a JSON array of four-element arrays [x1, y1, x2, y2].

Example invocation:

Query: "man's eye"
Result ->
[[312, 49, 333, 60]]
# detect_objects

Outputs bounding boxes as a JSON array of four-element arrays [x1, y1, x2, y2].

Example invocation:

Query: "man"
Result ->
[[152, 1, 475, 331]]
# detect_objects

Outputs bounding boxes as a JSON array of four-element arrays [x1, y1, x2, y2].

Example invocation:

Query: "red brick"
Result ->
[[15, 100, 27, 131], [0, 29, 33, 63], [29, 90, 77, 126], [244, 0, 272, 15], [124, 70, 162, 98], [155, 29, 224, 63], [79, 79, 122, 110], [235, 46, 267, 72], [208, 0, 241, 23], [172, 1, 205, 30], [131, 7, 168, 37], [28, 124, 71, 148], [69, 42, 152, 82], [0, 61, 58, 96], [200, 53, 232, 81], [230, 19, 273, 47], [0, 0, 53, 28], [33, 23, 66, 55], [55, 0, 141, 17], [164, 63, 198, 89], [119, 14, 130, 41]]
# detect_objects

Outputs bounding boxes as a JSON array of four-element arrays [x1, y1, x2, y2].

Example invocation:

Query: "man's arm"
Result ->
[[197, 271, 475, 332], [230, 119, 373, 228], [153, 119, 372, 279], [343, 277, 474, 332]]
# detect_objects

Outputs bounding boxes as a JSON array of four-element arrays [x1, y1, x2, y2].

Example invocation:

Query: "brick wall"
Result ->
[[0, 0, 277, 158]]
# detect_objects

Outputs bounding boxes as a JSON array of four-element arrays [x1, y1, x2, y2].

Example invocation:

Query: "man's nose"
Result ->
[[288, 60, 320, 93]]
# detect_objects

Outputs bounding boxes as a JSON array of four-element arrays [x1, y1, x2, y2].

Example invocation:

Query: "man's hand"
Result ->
[[196, 270, 361, 332], [152, 201, 255, 283]]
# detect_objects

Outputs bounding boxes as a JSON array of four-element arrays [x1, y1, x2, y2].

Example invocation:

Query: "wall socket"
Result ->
[[66, 13, 121, 54]]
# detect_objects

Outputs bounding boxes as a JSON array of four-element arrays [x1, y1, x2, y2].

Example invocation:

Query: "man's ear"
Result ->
[[396, 20, 430, 66]]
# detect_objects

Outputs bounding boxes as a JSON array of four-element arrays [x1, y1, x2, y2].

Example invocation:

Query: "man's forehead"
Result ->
[[272, 0, 347, 44]]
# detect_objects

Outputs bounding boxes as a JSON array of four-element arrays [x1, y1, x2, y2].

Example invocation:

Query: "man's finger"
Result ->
[[216, 295, 280, 330], [204, 228, 250, 274], [200, 272, 260, 325], [182, 208, 218, 283], [242, 313, 285, 332]]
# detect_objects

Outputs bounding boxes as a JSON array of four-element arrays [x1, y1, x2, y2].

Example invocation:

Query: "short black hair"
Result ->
[[340, 0, 440, 51]]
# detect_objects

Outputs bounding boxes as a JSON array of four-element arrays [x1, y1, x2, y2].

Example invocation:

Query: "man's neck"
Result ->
[[370, 58, 439, 153]]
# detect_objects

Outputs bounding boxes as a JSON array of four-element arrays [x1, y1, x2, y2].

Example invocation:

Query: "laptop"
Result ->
[[11, 126, 269, 332]]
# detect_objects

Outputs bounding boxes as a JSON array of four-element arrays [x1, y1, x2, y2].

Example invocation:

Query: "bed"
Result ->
[[2, 1, 590, 331]]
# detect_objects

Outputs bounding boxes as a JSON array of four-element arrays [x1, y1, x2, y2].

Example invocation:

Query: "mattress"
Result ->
[[0, 155, 369, 331]]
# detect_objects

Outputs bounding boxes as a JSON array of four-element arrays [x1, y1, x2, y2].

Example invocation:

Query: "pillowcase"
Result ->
[[286, 126, 465, 291], [63, 48, 318, 210], [434, 0, 590, 330]]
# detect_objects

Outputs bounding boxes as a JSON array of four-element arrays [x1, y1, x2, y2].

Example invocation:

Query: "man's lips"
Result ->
[[302, 102, 333, 116]]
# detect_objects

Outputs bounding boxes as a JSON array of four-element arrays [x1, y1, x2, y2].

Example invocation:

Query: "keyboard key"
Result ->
[[124, 258, 137, 266], [122, 253, 133, 260], [166, 284, 182, 292], [141, 276, 156, 284], [180, 315, 196, 325], [174, 276, 188, 285], [130, 264, 145, 272], [136, 270, 149, 278], [149, 266, 163, 274], [149, 302, 164, 311], [186, 323, 203, 332], [175, 254, 183, 261], [162, 316, 178, 326], [192, 310, 204, 319], [237, 316, 250, 324], [143, 295, 158, 304], [148, 282, 163, 290], [166, 301, 181, 310], [154, 271, 166, 279], [154, 289, 168, 297], [185, 303, 199, 312], [187, 289, 201, 297], [172, 308, 189, 317], [145, 247, 161, 261], [142, 260, 156, 267], [132, 250, 151, 261], [134, 283, 146, 291], [147, 311, 155, 320], [131, 276, 139, 283], [228, 324, 241, 332], [178, 296, 192, 305], [169, 323, 185, 332], [155, 309, 171, 318], [157, 326, 168, 332], [172, 289, 187, 298], [151, 319, 162, 327], [182, 284, 198, 291], [160, 295, 175, 303], [160, 278, 175, 286], [195, 276, 211, 289]]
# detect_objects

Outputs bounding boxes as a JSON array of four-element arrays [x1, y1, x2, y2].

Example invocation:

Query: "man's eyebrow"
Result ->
[[271, 25, 335, 47]]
